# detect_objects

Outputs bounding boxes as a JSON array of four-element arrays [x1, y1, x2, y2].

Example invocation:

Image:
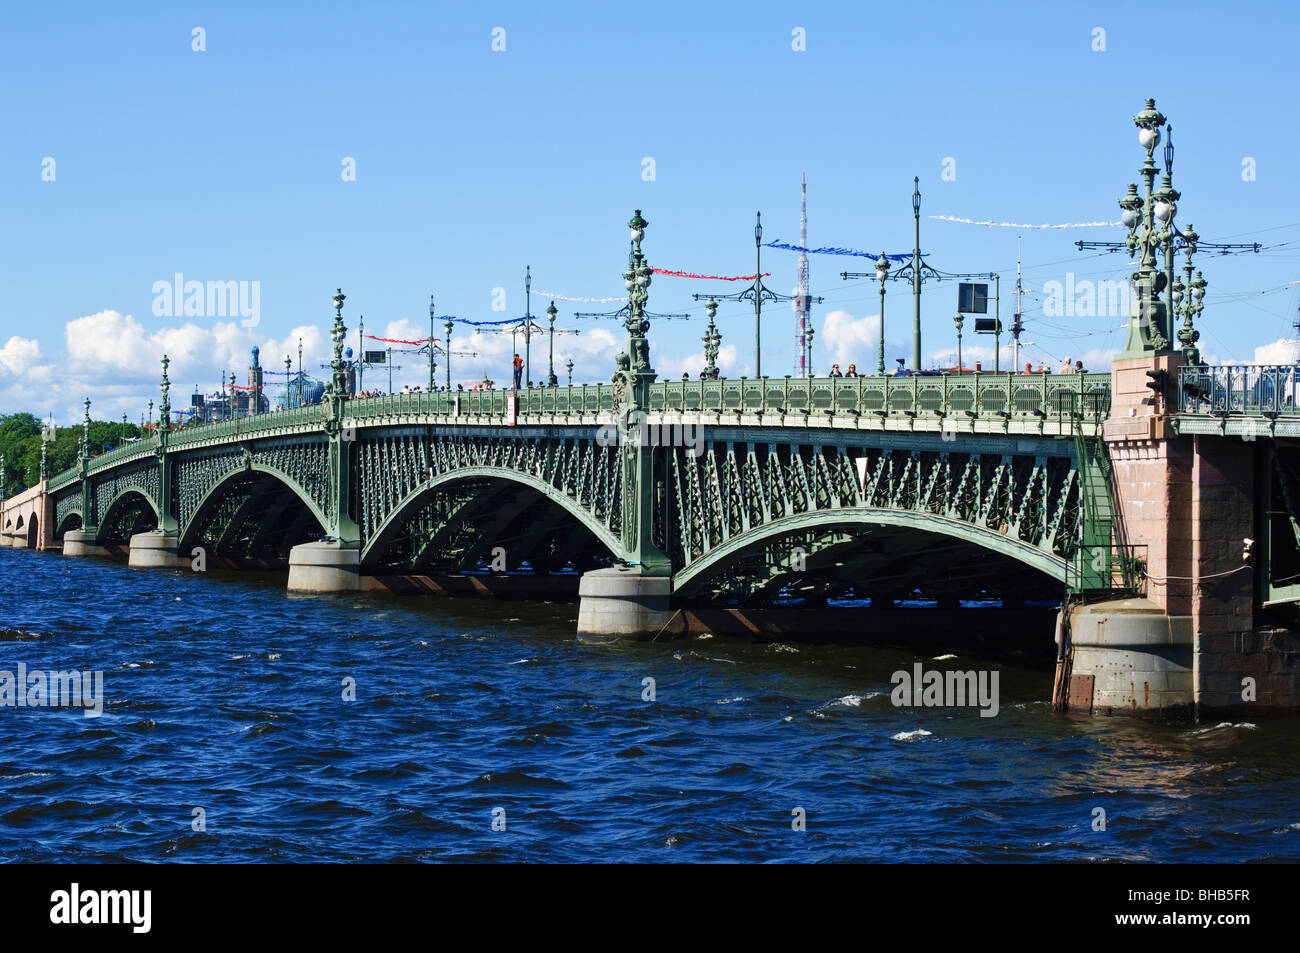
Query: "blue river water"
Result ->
[[1, 544, 1298, 863]]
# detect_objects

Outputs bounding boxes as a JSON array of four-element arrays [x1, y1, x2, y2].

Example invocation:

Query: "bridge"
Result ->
[[6, 93, 1300, 717], [6, 354, 1116, 604]]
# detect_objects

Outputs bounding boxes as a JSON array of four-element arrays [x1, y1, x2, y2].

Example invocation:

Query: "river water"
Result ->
[[1, 545, 1298, 863]]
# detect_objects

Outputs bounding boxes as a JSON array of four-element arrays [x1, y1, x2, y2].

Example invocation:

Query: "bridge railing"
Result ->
[[1179, 365, 1300, 417], [341, 373, 1108, 421]]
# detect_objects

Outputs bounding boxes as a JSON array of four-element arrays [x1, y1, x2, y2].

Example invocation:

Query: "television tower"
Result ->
[[796, 173, 811, 376]]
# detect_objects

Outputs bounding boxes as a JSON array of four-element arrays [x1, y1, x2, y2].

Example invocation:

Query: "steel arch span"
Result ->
[[671, 507, 1070, 596], [360, 466, 625, 568]]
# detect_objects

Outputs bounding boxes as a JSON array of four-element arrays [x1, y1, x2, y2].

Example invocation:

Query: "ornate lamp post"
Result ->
[[524, 266, 533, 388], [565, 357, 574, 386], [702, 297, 722, 379], [910, 178, 922, 370], [1172, 225, 1205, 366], [1117, 99, 1175, 357], [159, 356, 171, 431], [805, 325, 815, 377], [875, 253, 890, 376], [121, 413, 128, 445], [39, 433, 47, 482], [617, 210, 657, 399], [547, 301, 557, 385], [445, 313, 454, 392], [230, 372, 238, 414], [284, 355, 292, 405], [328, 288, 348, 401], [953, 312, 964, 373], [428, 294, 437, 394], [148, 400, 153, 433]]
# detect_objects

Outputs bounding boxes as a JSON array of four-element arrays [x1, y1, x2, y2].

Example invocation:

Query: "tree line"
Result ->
[[0, 413, 143, 497]]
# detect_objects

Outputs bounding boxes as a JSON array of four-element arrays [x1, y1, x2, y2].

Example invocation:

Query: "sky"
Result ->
[[2, 0, 1298, 423]]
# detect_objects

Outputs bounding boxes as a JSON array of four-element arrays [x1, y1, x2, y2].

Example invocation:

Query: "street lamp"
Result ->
[[805, 325, 815, 376], [1172, 224, 1206, 365], [1117, 99, 1175, 356], [702, 297, 722, 380], [911, 177, 922, 371], [565, 357, 574, 386], [547, 301, 557, 386], [284, 355, 292, 406], [524, 266, 532, 388], [428, 294, 437, 394], [953, 312, 964, 373], [875, 252, 890, 376], [445, 313, 454, 393]]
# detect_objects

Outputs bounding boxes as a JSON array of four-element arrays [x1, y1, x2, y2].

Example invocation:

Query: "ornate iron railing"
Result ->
[[1179, 365, 1300, 417]]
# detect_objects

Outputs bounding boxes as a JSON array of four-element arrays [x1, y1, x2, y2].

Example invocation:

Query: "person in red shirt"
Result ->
[[512, 354, 523, 390]]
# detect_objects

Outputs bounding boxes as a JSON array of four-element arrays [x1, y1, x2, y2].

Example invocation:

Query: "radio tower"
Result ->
[[796, 173, 811, 377]]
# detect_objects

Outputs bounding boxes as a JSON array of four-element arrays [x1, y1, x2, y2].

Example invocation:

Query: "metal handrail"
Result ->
[[1179, 364, 1300, 418]]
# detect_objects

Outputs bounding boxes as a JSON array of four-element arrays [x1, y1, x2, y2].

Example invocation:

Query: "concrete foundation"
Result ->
[[287, 540, 360, 592], [1066, 597, 1194, 716], [128, 532, 181, 568], [576, 567, 674, 639], [62, 529, 110, 557]]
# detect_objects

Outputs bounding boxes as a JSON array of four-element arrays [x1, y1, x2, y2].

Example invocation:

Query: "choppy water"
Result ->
[[1, 545, 1298, 862]]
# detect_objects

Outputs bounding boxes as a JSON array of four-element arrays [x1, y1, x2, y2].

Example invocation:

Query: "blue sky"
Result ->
[[2, 0, 1298, 421]]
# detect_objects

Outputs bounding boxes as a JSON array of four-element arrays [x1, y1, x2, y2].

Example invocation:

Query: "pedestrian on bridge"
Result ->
[[512, 354, 523, 390]]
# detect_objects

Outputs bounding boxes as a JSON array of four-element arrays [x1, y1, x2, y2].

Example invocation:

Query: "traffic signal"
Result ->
[[1145, 368, 1169, 402]]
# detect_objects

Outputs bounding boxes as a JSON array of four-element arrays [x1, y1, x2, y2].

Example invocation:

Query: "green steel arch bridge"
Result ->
[[34, 353, 1121, 619]]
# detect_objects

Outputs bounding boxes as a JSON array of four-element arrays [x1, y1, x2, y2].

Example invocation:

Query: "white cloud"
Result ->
[[1254, 338, 1300, 365], [820, 309, 878, 370], [1, 310, 330, 422], [0, 336, 42, 377]]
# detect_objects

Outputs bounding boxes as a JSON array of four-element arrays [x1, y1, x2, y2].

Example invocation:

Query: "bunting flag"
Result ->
[[534, 290, 627, 303], [931, 214, 1123, 229], [763, 240, 917, 262], [652, 268, 770, 281], [365, 334, 437, 345], [454, 316, 533, 327]]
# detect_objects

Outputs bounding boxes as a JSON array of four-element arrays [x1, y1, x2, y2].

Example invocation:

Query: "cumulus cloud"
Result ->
[[819, 309, 878, 370], [0, 310, 330, 421], [0, 336, 42, 377], [1254, 338, 1300, 365]]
